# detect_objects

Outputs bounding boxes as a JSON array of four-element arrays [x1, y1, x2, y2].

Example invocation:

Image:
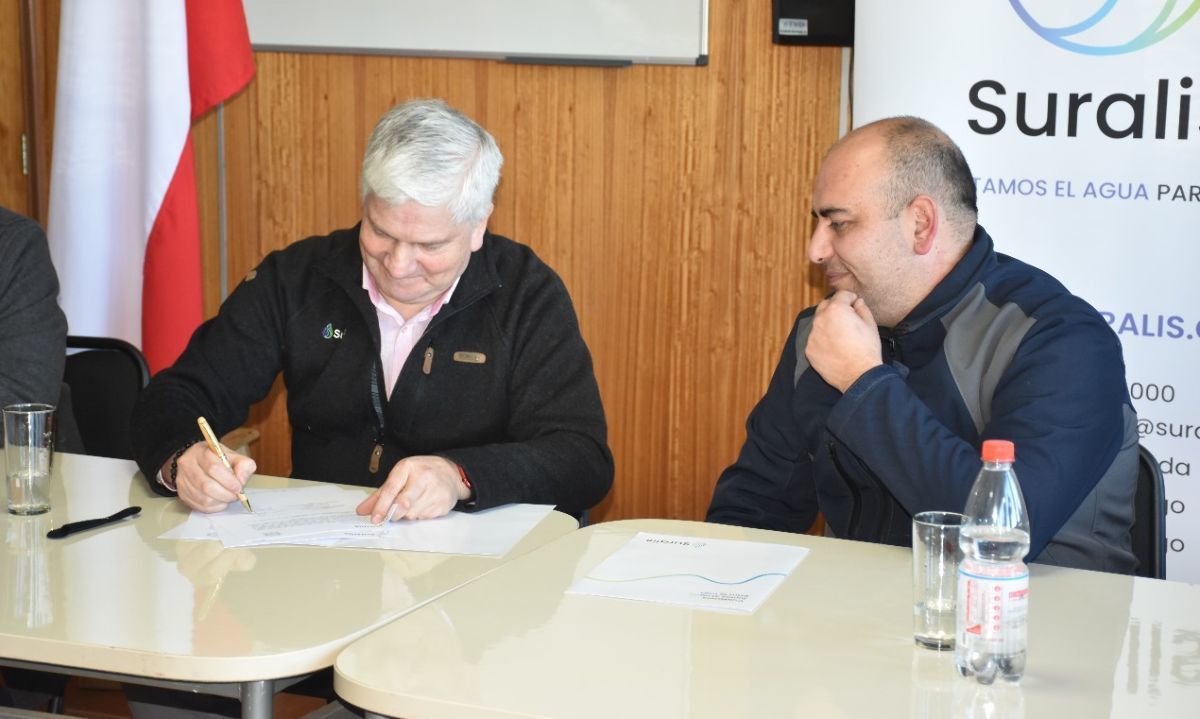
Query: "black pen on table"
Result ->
[[47, 506, 141, 539], [196, 416, 254, 513]]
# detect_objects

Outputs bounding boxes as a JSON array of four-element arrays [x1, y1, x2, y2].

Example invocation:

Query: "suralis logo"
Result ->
[[967, 2, 1199, 139], [1010, 0, 1199, 56], [968, 76, 1195, 139], [322, 323, 346, 340]]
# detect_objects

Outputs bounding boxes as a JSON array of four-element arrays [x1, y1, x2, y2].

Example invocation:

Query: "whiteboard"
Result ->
[[244, 0, 710, 66]]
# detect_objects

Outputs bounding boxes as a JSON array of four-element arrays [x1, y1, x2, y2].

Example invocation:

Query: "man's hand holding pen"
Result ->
[[165, 441, 257, 514]]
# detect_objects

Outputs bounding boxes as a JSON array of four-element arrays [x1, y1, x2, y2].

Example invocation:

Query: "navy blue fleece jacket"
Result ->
[[708, 226, 1137, 573]]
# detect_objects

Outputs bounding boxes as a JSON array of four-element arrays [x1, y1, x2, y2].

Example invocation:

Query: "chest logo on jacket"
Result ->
[[322, 323, 347, 340], [453, 351, 487, 364]]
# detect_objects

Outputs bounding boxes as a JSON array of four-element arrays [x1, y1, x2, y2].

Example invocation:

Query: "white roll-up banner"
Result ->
[[854, 1, 1200, 581]]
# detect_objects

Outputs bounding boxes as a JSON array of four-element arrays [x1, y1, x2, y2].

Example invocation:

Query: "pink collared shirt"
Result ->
[[363, 267, 459, 398]]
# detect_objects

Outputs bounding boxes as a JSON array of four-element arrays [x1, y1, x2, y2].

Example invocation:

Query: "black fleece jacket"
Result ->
[[132, 226, 613, 516]]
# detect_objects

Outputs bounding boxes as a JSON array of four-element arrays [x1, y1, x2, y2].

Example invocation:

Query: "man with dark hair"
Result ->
[[707, 116, 1138, 573]]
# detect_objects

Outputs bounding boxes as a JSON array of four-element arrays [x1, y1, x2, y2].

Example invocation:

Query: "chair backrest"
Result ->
[[1133, 444, 1167, 580], [63, 336, 150, 460]]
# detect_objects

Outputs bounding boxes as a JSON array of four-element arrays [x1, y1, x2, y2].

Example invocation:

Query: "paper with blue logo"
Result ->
[[567, 532, 808, 613]]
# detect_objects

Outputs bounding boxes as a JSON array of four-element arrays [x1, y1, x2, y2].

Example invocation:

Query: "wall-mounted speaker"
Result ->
[[772, 1, 854, 47]]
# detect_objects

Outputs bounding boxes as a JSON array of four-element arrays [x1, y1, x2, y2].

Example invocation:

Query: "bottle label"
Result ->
[[956, 559, 1029, 650]]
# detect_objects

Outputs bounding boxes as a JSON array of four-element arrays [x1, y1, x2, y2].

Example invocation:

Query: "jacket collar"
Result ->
[[894, 224, 996, 334]]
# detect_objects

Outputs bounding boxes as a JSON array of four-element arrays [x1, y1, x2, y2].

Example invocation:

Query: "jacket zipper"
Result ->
[[882, 333, 899, 363], [875, 332, 901, 541], [827, 439, 863, 538], [828, 439, 898, 543], [353, 259, 489, 475], [877, 491, 896, 543], [368, 360, 386, 474]]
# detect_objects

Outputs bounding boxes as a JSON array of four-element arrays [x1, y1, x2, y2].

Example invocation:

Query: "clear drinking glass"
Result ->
[[4, 403, 55, 515], [913, 511, 963, 649]]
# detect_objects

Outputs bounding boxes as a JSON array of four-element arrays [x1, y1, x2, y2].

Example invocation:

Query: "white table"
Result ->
[[334, 518, 1200, 718], [0, 453, 577, 719]]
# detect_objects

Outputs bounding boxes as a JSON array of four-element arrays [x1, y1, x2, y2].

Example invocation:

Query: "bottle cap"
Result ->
[[981, 439, 1015, 463]]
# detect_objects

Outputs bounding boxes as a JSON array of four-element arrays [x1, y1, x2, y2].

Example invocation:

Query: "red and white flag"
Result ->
[[47, 0, 255, 374]]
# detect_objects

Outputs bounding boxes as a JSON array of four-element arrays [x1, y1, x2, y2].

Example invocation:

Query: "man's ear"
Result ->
[[907, 195, 938, 255], [469, 204, 493, 252]]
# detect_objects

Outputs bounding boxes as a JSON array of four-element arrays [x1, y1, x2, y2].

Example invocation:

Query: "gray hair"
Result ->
[[360, 99, 503, 225], [871, 116, 978, 234]]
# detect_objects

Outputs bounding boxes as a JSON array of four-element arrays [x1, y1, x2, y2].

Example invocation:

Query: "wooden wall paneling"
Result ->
[[26, 0, 59, 222], [221, 65, 260, 290], [1, 0, 60, 220], [192, 111, 221, 318], [584, 65, 670, 520], [477, 61, 520, 233], [224, 55, 290, 477], [602, 42, 685, 518], [0, 0, 29, 213], [1, 0, 59, 220], [289, 53, 352, 232], [216, 0, 842, 524]]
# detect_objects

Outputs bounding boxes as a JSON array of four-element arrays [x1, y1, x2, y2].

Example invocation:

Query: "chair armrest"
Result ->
[[220, 427, 261, 458]]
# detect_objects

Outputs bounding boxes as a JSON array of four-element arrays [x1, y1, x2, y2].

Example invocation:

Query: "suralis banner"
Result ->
[[854, 1, 1200, 582]]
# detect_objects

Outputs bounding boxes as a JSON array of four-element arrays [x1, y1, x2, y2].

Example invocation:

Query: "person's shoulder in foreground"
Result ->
[[706, 116, 1137, 574], [0, 206, 69, 413], [132, 98, 612, 520]]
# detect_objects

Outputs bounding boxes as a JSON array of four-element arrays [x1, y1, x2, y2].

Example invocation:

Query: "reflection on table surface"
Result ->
[[335, 518, 1200, 719], [0, 453, 577, 683]]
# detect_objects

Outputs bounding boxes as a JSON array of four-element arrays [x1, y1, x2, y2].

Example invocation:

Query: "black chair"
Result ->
[[63, 336, 150, 460], [1133, 444, 1167, 580]]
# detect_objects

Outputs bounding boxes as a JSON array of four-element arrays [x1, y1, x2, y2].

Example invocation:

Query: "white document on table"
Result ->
[[209, 506, 363, 547], [284, 503, 556, 556], [158, 485, 355, 541], [567, 532, 808, 613], [160, 486, 555, 556]]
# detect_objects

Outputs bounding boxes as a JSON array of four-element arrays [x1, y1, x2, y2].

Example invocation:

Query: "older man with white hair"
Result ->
[[133, 98, 612, 522]]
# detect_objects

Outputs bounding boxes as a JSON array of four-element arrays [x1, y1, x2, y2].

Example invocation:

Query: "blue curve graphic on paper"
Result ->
[[585, 572, 787, 586]]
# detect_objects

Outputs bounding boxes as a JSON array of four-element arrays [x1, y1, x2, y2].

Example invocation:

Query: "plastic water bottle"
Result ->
[[955, 439, 1030, 684]]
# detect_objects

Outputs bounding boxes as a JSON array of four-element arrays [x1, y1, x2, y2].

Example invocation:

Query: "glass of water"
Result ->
[[913, 511, 963, 650], [4, 403, 55, 515]]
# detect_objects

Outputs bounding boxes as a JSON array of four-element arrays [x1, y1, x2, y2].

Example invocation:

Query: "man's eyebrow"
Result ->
[[372, 222, 397, 242], [811, 206, 850, 219], [368, 218, 455, 245]]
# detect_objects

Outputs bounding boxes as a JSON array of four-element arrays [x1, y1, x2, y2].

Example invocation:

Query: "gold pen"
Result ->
[[196, 416, 254, 513]]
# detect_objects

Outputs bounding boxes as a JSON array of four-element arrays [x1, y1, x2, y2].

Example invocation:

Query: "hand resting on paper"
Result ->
[[357, 455, 471, 523], [165, 442, 257, 513]]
